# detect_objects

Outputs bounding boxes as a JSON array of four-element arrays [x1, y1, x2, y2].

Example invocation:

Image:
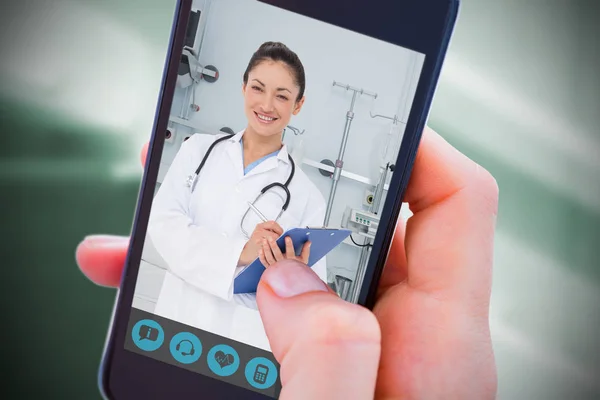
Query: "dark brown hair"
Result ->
[[243, 41, 306, 102]]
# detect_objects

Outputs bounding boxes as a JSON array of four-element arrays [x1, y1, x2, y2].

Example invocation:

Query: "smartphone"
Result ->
[[99, 0, 459, 398]]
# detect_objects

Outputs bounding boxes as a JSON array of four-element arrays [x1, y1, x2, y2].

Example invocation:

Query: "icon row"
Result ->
[[132, 319, 277, 390]]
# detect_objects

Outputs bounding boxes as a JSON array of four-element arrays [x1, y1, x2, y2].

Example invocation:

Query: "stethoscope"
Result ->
[[185, 133, 295, 238]]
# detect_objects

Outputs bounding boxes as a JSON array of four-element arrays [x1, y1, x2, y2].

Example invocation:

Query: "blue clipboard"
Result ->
[[233, 227, 352, 294]]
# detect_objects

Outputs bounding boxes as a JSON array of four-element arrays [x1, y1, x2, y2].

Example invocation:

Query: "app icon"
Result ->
[[207, 344, 240, 377], [131, 319, 164, 352], [169, 332, 203, 364], [244, 357, 278, 390]]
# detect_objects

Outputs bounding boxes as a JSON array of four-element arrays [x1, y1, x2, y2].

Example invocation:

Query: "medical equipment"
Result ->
[[342, 111, 403, 303], [177, 0, 217, 119], [184, 8, 202, 50], [165, 125, 176, 144], [220, 126, 235, 135], [318, 159, 335, 177], [348, 162, 393, 303], [184, 0, 212, 56], [283, 124, 306, 162], [177, 0, 215, 88], [370, 111, 403, 166], [369, 112, 401, 124], [283, 124, 305, 139], [177, 47, 220, 88], [334, 275, 352, 301], [184, 133, 296, 239], [341, 206, 380, 239], [323, 81, 378, 226]]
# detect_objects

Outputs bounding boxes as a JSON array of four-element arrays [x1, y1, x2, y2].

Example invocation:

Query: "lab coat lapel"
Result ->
[[224, 136, 245, 180], [243, 156, 279, 178], [243, 144, 291, 179]]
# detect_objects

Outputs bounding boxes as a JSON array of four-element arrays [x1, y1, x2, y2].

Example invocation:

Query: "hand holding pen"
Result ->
[[247, 202, 311, 267]]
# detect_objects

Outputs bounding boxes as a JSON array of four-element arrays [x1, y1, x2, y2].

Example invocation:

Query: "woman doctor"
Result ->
[[146, 42, 327, 351]]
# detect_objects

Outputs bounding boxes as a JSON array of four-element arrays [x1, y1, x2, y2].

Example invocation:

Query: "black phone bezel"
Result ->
[[99, 0, 460, 398]]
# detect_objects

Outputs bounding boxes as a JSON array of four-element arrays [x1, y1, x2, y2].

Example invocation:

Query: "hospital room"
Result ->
[[132, 0, 424, 313]]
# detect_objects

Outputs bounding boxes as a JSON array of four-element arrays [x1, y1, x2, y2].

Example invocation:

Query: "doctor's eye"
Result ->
[[277, 94, 289, 101], [251, 85, 263, 92]]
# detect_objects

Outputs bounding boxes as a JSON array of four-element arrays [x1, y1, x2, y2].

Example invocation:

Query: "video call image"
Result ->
[[131, 0, 425, 353]]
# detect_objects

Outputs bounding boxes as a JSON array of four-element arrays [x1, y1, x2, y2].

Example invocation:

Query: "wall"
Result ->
[[162, 0, 424, 282]]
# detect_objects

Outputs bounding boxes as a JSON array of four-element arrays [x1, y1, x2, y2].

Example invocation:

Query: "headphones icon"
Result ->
[[175, 339, 195, 356]]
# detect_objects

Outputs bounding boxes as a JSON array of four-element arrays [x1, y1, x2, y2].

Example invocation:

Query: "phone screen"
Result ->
[[124, 0, 426, 397]]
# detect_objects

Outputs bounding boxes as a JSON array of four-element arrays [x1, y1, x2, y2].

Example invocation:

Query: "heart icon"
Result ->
[[214, 350, 234, 368]]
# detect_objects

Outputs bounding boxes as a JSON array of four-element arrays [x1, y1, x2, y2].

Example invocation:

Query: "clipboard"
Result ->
[[233, 227, 352, 294]]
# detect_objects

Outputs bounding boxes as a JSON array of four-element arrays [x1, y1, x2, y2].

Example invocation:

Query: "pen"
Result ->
[[247, 202, 268, 222]]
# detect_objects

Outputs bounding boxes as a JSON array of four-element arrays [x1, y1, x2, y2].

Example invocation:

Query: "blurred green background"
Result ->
[[0, 0, 598, 399]]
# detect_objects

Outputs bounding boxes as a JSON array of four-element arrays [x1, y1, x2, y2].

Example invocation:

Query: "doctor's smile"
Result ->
[[254, 111, 278, 124]]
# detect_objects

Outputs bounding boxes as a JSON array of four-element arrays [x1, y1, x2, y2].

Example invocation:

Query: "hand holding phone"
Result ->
[[78, 126, 499, 399], [75, 0, 499, 398]]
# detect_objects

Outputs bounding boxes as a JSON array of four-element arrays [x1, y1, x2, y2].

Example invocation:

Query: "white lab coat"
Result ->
[[147, 130, 327, 351]]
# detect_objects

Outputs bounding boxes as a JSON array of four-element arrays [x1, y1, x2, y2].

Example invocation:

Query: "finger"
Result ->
[[253, 229, 266, 244], [260, 221, 284, 236], [259, 248, 268, 267], [372, 127, 499, 399], [284, 237, 295, 257], [141, 142, 149, 166], [299, 241, 311, 264], [402, 127, 498, 302], [262, 238, 277, 265], [257, 260, 380, 400], [254, 230, 266, 246], [75, 235, 130, 287], [377, 215, 408, 296], [272, 221, 284, 236], [268, 237, 285, 262], [255, 227, 280, 242], [265, 230, 281, 242]]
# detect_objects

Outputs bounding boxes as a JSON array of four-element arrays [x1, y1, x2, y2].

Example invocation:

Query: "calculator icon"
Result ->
[[253, 364, 269, 384]]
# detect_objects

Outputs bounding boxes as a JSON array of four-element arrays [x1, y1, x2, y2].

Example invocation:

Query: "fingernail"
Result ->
[[83, 235, 129, 248], [263, 261, 328, 298]]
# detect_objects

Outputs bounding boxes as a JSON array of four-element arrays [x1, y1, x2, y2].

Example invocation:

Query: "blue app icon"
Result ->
[[244, 357, 278, 390], [131, 319, 164, 352], [169, 332, 203, 364], [207, 344, 240, 377]]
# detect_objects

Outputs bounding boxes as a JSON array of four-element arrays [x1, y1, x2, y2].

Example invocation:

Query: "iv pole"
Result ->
[[347, 54, 417, 302], [349, 111, 400, 304], [323, 81, 378, 226]]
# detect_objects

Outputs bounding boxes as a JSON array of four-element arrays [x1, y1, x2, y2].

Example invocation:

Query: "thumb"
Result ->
[[256, 260, 381, 400]]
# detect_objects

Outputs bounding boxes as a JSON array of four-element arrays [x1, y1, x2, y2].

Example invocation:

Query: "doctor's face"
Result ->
[[242, 60, 304, 139]]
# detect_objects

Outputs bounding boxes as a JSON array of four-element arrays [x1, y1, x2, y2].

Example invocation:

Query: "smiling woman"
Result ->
[[241, 42, 306, 161], [143, 40, 327, 351]]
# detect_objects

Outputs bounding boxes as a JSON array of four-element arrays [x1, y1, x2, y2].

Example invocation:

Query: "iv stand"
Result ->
[[348, 112, 399, 304], [323, 81, 378, 226], [369, 111, 402, 125]]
